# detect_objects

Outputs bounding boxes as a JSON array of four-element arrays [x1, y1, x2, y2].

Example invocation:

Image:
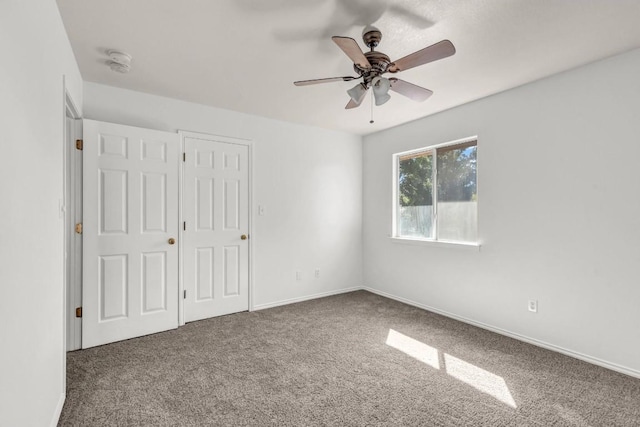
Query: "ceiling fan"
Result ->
[[294, 26, 455, 110]]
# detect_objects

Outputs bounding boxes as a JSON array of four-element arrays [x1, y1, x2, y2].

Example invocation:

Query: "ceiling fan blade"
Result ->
[[389, 78, 433, 102], [388, 40, 456, 73], [294, 76, 357, 86], [332, 36, 371, 69]]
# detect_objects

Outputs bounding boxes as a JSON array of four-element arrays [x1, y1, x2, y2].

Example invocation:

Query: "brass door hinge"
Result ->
[[75, 223, 82, 234], [75, 307, 82, 318], [75, 139, 83, 150]]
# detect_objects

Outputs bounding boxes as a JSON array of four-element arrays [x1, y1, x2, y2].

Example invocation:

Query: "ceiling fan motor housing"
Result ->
[[354, 50, 391, 87]]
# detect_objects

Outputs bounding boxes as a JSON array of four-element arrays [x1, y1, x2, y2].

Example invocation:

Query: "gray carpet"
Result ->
[[59, 291, 640, 426]]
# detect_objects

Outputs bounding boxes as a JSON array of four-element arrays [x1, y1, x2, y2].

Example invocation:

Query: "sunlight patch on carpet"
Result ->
[[385, 329, 517, 408], [444, 353, 517, 408], [386, 328, 440, 369]]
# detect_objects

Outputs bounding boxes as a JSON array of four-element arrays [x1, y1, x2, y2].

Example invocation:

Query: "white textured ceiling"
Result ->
[[57, 0, 640, 135]]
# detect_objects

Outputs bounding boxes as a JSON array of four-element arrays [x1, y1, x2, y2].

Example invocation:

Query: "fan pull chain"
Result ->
[[370, 92, 374, 124]]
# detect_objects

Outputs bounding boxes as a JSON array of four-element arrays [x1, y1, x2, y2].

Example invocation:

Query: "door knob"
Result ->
[[168, 238, 176, 245], [241, 235, 247, 240]]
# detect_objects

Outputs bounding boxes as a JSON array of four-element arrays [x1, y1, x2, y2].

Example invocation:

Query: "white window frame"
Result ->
[[392, 136, 479, 249]]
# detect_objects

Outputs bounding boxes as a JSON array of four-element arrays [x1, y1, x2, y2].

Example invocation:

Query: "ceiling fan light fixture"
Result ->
[[372, 77, 391, 106], [347, 83, 367, 105]]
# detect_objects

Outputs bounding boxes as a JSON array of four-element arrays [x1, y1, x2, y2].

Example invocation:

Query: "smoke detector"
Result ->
[[107, 50, 132, 73]]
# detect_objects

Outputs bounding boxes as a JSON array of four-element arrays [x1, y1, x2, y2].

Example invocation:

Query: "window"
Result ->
[[393, 138, 477, 244]]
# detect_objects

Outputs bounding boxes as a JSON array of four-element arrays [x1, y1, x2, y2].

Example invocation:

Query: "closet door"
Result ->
[[82, 120, 179, 348], [182, 135, 250, 322]]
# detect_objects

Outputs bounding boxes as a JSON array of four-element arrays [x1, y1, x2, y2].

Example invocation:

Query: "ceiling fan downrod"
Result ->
[[362, 25, 382, 49]]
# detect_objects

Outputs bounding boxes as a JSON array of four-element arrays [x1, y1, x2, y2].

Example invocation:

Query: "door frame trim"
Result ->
[[178, 130, 254, 326], [64, 83, 82, 352]]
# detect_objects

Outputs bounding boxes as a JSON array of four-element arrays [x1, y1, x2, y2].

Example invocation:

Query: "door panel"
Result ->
[[183, 136, 249, 322], [196, 177, 214, 230], [142, 173, 167, 233], [224, 180, 240, 229], [142, 251, 167, 312], [99, 169, 128, 234], [83, 119, 179, 348], [196, 247, 214, 301], [223, 245, 240, 296], [99, 254, 127, 320]]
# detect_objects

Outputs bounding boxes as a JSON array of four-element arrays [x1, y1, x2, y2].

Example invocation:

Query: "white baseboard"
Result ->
[[251, 287, 362, 311], [51, 392, 65, 427], [363, 286, 640, 380]]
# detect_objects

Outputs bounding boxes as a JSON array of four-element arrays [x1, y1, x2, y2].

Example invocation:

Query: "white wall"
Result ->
[[83, 82, 363, 309], [363, 48, 640, 376], [0, 1, 83, 426]]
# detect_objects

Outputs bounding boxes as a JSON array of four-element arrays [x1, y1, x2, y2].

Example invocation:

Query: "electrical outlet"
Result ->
[[528, 300, 538, 313], [295, 271, 302, 281], [314, 269, 320, 279]]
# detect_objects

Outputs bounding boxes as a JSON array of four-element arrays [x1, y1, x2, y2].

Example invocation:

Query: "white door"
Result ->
[[183, 135, 250, 323], [82, 120, 179, 348]]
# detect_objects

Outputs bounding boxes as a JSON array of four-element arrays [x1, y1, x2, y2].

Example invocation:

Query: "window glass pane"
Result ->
[[398, 152, 434, 238], [436, 143, 477, 242]]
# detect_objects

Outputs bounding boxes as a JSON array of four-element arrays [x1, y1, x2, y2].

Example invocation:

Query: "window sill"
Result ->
[[389, 236, 481, 251]]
